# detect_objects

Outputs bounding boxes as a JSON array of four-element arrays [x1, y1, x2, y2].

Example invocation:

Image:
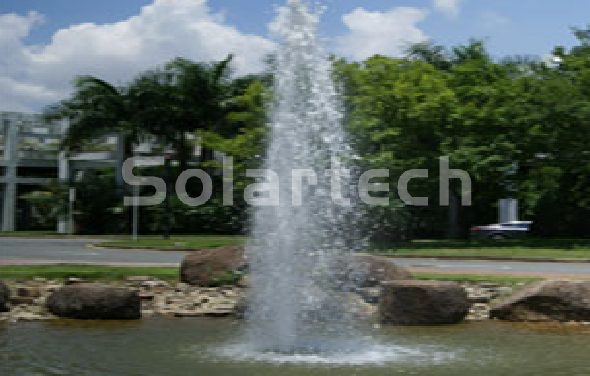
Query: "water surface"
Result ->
[[1, 319, 589, 376]]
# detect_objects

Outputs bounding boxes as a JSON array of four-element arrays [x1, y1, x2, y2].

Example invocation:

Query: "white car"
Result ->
[[470, 221, 533, 240]]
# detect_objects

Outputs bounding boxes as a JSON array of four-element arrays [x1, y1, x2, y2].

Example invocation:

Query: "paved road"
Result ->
[[1, 238, 590, 277], [0, 238, 186, 266]]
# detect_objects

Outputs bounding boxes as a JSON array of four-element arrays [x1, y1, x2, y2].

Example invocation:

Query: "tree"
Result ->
[[335, 55, 457, 240], [130, 56, 235, 170], [45, 76, 142, 157]]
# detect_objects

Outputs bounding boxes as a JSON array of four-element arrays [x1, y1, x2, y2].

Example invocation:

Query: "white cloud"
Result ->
[[337, 7, 429, 61], [433, 0, 462, 17], [0, 0, 276, 112], [480, 11, 510, 29]]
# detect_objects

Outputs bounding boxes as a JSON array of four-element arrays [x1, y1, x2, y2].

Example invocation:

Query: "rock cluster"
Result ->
[[355, 280, 514, 322], [463, 282, 514, 321], [180, 246, 246, 287], [0, 277, 245, 323], [5, 260, 589, 327], [491, 280, 590, 322], [0, 281, 10, 312], [379, 280, 470, 325], [141, 281, 244, 318], [47, 284, 141, 320], [354, 255, 412, 287]]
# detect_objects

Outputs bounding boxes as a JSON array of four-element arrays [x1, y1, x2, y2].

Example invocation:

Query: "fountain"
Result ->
[[244, 0, 364, 355]]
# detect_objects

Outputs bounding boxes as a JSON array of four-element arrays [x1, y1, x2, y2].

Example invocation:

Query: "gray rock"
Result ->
[[491, 280, 590, 322], [180, 246, 246, 287], [357, 287, 382, 304], [0, 281, 10, 312], [141, 280, 169, 289], [65, 277, 85, 285], [354, 255, 412, 287], [47, 284, 141, 320], [379, 280, 469, 325]]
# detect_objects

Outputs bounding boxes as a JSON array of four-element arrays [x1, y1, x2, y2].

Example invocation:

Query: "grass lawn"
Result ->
[[0, 265, 179, 281], [0, 265, 540, 286], [372, 238, 590, 260], [102, 235, 246, 250], [0, 232, 245, 250]]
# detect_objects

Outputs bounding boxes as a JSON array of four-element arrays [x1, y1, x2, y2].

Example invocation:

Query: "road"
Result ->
[[1, 238, 589, 278], [0, 238, 186, 266]]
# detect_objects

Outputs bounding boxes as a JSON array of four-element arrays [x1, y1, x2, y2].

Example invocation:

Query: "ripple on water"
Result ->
[[213, 342, 458, 367]]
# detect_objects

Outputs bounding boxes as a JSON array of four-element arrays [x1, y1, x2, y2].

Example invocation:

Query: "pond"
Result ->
[[1, 319, 589, 376]]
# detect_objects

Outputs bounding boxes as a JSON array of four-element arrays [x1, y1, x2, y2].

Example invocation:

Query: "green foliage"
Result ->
[[42, 32, 590, 239], [20, 184, 68, 229], [336, 37, 590, 240], [73, 170, 126, 234]]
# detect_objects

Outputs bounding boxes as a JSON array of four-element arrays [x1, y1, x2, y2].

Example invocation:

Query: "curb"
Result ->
[[88, 243, 199, 253], [91, 245, 590, 264]]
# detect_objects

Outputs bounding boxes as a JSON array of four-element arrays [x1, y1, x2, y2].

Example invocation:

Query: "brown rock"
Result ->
[[203, 309, 233, 317], [490, 280, 590, 322], [139, 293, 155, 301], [0, 281, 10, 312], [355, 255, 412, 287], [10, 296, 35, 305], [173, 310, 204, 318], [379, 280, 469, 325], [17, 286, 41, 298], [180, 246, 246, 287], [47, 284, 141, 320]]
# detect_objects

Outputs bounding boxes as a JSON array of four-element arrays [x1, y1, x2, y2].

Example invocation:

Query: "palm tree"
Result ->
[[129, 55, 235, 170], [44, 76, 142, 158]]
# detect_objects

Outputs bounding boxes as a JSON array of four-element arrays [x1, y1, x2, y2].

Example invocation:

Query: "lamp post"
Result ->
[[68, 187, 75, 235]]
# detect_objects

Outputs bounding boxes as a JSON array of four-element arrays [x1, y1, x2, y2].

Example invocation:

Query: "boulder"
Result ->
[[46, 284, 140, 320], [490, 280, 590, 322], [355, 255, 412, 287], [16, 286, 41, 298], [0, 281, 10, 312], [180, 246, 246, 287], [379, 280, 469, 325]]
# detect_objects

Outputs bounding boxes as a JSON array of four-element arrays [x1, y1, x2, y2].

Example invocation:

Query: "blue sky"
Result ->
[[2, 0, 588, 56], [1, 0, 589, 112]]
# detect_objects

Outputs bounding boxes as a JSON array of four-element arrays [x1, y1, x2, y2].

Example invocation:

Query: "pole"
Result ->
[[132, 183, 139, 242], [68, 187, 75, 235], [163, 154, 172, 240]]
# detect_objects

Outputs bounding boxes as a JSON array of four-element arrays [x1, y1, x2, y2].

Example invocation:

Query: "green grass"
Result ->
[[0, 265, 179, 281], [412, 272, 542, 285], [372, 238, 590, 259], [0, 265, 541, 287], [102, 235, 246, 250], [0, 233, 245, 251]]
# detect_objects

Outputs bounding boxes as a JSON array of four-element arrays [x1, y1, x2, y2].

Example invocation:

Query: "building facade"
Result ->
[[0, 112, 125, 232]]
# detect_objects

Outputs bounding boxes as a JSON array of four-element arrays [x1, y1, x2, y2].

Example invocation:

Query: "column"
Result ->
[[2, 121, 18, 232], [57, 151, 70, 233]]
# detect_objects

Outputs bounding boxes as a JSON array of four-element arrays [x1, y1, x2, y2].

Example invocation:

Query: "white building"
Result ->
[[0, 112, 124, 232]]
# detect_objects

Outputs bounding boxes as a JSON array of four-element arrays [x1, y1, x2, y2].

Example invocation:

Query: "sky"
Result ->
[[1, 0, 589, 112]]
